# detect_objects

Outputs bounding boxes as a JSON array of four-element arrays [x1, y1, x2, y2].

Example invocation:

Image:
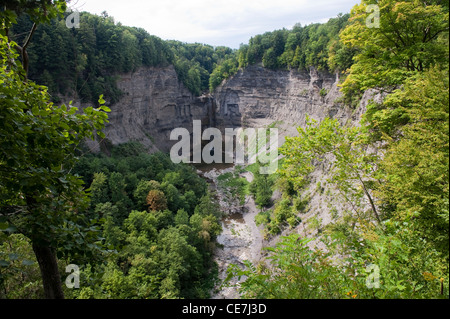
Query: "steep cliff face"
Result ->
[[83, 65, 213, 153], [84, 63, 366, 154], [213, 64, 380, 249], [82, 62, 379, 251], [108, 65, 215, 152], [213, 64, 358, 139]]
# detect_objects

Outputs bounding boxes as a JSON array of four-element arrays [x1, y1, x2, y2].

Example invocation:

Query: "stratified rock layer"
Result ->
[[104, 65, 213, 152], [84, 64, 366, 153]]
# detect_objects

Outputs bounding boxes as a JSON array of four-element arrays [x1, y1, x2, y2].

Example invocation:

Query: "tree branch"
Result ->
[[356, 173, 382, 226], [18, 22, 38, 78]]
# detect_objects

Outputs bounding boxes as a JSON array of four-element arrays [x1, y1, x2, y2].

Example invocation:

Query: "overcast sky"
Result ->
[[73, 0, 359, 49]]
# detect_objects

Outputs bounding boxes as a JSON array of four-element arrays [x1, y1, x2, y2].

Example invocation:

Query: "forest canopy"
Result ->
[[8, 9, 356, 101], [8, 11, 237, 103]]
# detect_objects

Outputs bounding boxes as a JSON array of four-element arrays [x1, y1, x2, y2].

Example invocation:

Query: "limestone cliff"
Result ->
[[87, 63, 364, 154], [81, 62, 380, 250], [213, 64, 362, 142], [212, 64, 382, 249], [82, 65, 213, 153]]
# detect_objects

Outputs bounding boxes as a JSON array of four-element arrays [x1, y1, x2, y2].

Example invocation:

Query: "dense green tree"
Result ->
[[0, 28, 109, 299], [249, 170, 274, 208], [133, 180, 162, 210], [262, 47, 279, 69], [174, 209, 189, 226], [89, 172, 110, 208], [161, 182, 183, 212], [194, 192, 222, 219], [375, 67, 449, 255], [339, 0, 449, 98], [1, 0, 67, 77], [183, 190, 199, 215], [108, 172, 127, 203], [209, 56, 239, 91]]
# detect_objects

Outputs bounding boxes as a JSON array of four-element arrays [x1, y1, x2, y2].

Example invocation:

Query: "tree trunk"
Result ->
[[356, 173, 382, 226], [32, 243, 65, 299]]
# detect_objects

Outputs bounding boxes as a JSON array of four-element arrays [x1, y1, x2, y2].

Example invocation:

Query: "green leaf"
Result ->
[[8, 253, 19, 261], [397, 284, 406, 291], [3, 226, 17, 233], [58, 177, 69, 184], [22, 259, 35, 266]]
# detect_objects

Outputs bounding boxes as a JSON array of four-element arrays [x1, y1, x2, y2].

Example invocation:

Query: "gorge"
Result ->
[[79, 62, 375, 298], [3, 1, 448, 300], [84, 63, 363, 154]]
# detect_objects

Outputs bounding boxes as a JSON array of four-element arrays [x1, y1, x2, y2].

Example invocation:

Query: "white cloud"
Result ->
[[74, 0, 359, 48]]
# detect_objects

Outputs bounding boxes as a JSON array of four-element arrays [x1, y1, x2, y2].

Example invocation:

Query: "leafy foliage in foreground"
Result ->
[[339, 0, 449, 101], [227, 0, 449, 299], [1, 144, 222, 299], [229, 231, 448, 299], [1, 3, 111, 295]]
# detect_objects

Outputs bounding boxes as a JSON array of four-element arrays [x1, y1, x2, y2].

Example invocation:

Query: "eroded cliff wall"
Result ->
[[81, 62, 380, 247], [213, 64, 361, 144], [87, 63, 364, 154], [212, 64, 381, 247], [83, 65, 213, 153]]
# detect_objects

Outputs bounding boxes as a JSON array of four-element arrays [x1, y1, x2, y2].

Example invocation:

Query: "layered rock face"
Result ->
[[83, 62, 380, 251], [86, 63, 367, 153], [213, 64, 380, 247], [88, 65, 214, 153], [213, 64, 357, 139]]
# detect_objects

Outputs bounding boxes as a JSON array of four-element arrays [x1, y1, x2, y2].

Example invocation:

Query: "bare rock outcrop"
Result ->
[[214, 65, 354, 132], [77, 65, 213, 153], [105, 65, 214, 152], [80, 63, 367, 157]]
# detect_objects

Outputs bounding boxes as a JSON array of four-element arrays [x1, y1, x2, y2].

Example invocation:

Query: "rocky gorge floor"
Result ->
[[198, 167, 264, 299]]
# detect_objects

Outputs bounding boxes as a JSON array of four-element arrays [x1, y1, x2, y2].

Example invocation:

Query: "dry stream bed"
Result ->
[[197, 167, 264, 299]]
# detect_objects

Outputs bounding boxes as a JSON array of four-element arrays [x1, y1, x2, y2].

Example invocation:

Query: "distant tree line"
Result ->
[[10, 11, 356, 101], [209, 13, 358, 91], [168, 40, 236, 96], [9, 11, 235, 104]]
